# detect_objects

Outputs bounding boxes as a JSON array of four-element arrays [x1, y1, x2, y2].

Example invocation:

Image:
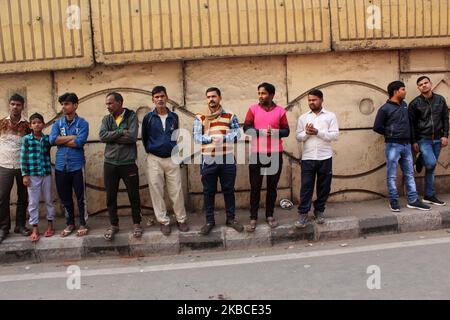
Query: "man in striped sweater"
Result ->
[[193, 87, 244, 236]]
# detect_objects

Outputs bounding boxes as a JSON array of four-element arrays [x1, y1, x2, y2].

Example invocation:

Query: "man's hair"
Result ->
[[29, 113, 44, 123], [9, 93, 25, 104], [387, 81, 405, 98], [152, 86, 167, 96], [106, 92, 124, 104], [417, 76, 431, 85], [258, 82, 276, 95], [308, 89, 324, 99], [206, 87, 221, 97], [58, 92, 79, 104]]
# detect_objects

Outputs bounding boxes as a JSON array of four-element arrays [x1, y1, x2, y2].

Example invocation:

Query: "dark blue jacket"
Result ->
[[373, 100, 413, 144], [142, 108, 179, 158]]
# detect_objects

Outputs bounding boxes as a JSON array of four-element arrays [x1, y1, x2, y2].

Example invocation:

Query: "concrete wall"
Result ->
[[1, 48, 449, 216]]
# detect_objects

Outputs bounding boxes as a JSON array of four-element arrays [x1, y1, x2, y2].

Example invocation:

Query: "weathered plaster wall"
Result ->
[[1, 48, 449, 217]]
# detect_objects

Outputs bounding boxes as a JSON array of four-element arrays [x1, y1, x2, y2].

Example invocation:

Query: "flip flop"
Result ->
[[133, 226, 143, 239], [76, 226, 89, 237], [246, 220, 257, 233], [44, 229, 55, 237], [104, 226, 119, 241], [266, 217, 279, 229], [30, 233, 40, 243], [60, 225, 75, 238]]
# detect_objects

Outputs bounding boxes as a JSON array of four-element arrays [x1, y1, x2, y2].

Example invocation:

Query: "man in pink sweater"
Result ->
[[243, 83, 290, 232]]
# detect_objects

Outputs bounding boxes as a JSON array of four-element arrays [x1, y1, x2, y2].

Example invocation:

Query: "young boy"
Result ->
[[21, 113, 55, 242]]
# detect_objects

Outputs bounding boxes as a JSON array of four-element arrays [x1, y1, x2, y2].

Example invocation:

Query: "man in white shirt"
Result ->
[[295, 89, 339, 228]]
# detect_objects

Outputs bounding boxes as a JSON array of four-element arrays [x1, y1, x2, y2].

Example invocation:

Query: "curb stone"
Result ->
[[2, 210, 450, 264], [359, 215, 399, 236], [224, 225, 271, 249]]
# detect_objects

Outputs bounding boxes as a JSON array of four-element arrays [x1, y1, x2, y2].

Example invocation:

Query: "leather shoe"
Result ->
[[14, 226, 31, 236], [199, 223, 215, 236], [0, 230, 7, 244], [160, 224, 171, 236]]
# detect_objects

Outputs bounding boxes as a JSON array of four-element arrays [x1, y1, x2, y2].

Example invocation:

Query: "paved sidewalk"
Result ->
[[1, 194, 450, 264]]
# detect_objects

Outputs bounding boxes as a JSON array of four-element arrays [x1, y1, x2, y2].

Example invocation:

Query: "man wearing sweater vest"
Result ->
[[99, 92, 143, 241], [243, 83, 290, 232], [193, 87, 244, 236]]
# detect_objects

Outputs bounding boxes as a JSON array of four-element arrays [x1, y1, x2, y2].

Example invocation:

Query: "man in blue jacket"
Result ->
[[50, 93, 90, 237], [373, 81, 430, 212], [142, 86, 189, 236]]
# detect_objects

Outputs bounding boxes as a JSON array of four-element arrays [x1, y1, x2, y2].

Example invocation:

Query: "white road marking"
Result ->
[[1, 236, 450, 283]]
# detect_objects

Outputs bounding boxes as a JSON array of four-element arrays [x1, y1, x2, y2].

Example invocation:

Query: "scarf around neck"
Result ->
[[203, 105, 223, 133]]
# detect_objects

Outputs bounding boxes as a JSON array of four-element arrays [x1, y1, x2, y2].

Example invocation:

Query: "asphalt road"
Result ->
[[1, 230, 450, 300]]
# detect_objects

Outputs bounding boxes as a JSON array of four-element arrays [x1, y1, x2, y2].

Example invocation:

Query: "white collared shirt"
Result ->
[[296, 108, 339, 161]]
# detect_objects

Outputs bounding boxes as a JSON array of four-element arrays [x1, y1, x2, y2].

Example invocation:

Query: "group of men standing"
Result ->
[[0, 76, 447, 244], [373, 77, 448, 212]]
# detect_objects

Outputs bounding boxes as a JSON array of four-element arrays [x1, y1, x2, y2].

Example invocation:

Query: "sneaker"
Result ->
[[199, 223, 215, 236], [294, 214, 308, 229], [160, 223, 171, 236], [226, 219, 244, 233], [314, 211, 325, 224], [177, 222, 190, 232], [415, 154, 423, 174], [423, 195, 446, 206], [407, 199, 431, 211], [389, 200, 401, 212]]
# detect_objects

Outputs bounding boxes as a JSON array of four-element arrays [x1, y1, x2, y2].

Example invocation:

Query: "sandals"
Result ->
[[246, 220, 257, 233], [44, 229, 55, 238], [104, 226, 119, 241], [29, 232, 40, 243], [133, 225, 143, 239], [60, 225, 75, 238], [76, 226, 89, 237], [266, 217, 279, 229]]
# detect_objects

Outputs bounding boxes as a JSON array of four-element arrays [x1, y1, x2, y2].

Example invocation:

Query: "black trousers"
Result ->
[[298, 158, 333, 215], [104, 163, 141, 226], [0, 166, 28, 232], [55, 169, 87, 226], [249, 153, 283, 220]]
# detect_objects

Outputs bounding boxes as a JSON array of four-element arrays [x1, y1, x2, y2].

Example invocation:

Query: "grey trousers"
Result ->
[[28, 176, 55, 226]]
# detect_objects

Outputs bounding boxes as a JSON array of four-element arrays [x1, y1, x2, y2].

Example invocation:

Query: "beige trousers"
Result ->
[[146, 153, 187, 225]]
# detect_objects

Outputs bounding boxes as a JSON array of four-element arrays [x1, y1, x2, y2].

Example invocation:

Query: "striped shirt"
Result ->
[[20, 133, 52, 177]]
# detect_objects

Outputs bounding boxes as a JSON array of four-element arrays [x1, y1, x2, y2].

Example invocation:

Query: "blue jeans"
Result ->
[[418, 139, 442, 197], [385, 143, 418, 203]]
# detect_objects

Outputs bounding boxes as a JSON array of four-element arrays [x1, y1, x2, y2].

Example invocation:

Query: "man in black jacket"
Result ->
[[409, 76, 449, 206], [373, 81, 430, 212]]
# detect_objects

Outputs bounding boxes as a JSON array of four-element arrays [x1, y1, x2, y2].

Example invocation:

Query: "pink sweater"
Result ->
[[244, 104, 289, 154]]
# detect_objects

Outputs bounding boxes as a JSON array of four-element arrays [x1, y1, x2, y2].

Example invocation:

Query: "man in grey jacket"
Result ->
[[99, 92, 143, 241]]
